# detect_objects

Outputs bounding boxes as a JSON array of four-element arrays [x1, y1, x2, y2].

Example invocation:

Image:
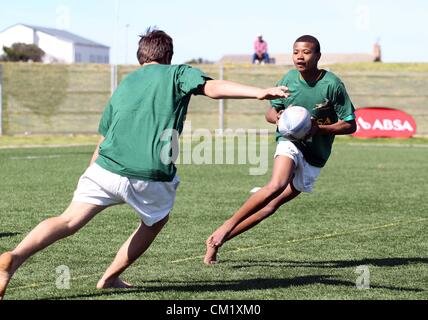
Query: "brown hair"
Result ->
[[137, 28, 174, 65]]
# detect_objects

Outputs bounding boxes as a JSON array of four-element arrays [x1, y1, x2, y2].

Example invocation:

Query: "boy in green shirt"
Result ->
[[0, 29, 288, 299], [204, 35, 357, 265]]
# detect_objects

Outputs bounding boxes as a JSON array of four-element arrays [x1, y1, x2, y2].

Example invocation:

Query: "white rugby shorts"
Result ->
[[274, 140, 321, 193], [72, 163, 180, 226]]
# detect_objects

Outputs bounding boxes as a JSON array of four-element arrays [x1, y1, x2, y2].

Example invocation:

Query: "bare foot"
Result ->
[[208, 221, 234, 248], [204, 221, 235, 266], [96, 277, 133, 289], [203, 240, 219, 265], [0, 252, 14, 300]]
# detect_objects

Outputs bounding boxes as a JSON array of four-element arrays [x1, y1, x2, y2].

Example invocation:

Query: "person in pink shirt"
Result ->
[[253, 34, 270, 64]]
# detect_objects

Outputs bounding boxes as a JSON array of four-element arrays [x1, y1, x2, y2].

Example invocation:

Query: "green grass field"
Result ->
[[0, 137, 427, 300]]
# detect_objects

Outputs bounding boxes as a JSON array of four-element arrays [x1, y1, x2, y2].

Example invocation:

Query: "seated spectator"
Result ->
[[253, 34, 270, 64], [373, 40, 382, 63]]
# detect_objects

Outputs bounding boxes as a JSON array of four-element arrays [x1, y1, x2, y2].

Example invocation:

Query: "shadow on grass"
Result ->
[[0, 232, 20, 239], [40, 272, 424, 300], [230, 257, 428, 269], [39, 275, 347, 300]]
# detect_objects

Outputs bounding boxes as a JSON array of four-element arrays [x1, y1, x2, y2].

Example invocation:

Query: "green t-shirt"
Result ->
[[271, 69, 355, 167], [96, 64, 211, 181]]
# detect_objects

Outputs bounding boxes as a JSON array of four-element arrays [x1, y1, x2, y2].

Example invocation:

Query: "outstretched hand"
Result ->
[[257, 86, 289, 100]]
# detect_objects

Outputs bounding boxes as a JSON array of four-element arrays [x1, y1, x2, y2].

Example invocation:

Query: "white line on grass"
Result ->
[[0, 144, 95, 150], [9, 274, 95, 291], [9, 155, 63, 160], [170, 217, 428, 263], [8, 217, 428, 293]]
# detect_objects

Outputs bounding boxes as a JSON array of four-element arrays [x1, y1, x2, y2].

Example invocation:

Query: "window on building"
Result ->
[[75, 53, 82, 63], [90, 55, 96, 63]]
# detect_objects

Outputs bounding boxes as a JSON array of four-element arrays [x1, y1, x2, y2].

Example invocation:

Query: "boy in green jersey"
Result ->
[[0, 29, 288, 299], [204, 35, 357, 265]]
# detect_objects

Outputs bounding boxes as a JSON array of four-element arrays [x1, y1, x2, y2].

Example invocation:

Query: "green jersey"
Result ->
[[271, 69, 355, 168], [96, 64, 211, 181]]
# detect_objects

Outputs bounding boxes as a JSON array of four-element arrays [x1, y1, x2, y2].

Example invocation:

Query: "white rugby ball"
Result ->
[[278, 106, 312, 141]]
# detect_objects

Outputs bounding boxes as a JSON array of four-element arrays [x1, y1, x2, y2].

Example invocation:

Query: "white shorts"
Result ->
[[72, 163, 180, 226], [274, 141, 321, 193]]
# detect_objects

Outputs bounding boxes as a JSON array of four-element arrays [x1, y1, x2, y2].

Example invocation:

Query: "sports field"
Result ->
[[0, 137, 427, 300]]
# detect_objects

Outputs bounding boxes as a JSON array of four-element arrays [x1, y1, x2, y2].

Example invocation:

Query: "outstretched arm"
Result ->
[[203, 80, 288, 100]]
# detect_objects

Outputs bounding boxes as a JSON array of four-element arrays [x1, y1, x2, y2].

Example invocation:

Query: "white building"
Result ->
[[0, 23, 110, 64]]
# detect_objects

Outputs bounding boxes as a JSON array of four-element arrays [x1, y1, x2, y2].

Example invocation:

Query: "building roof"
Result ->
[[18, 24, 109, 48]]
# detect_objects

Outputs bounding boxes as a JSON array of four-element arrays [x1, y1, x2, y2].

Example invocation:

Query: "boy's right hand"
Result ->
[[257, 86, 289, 100]]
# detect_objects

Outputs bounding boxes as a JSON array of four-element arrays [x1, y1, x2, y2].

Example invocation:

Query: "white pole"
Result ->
[[114, 0, 120, 65], [0, 64, 3, 135], [111, 64, 117, 95], [111, 0, 120, 95], [219, 64, 224, 135]]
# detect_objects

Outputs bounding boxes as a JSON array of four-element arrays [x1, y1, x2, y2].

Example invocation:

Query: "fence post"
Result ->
[[218, 64, 224, 135], [0, 64, 3, 136]]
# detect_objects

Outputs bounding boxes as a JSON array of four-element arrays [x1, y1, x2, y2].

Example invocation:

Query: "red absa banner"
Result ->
[[353, 107, 417, 139]]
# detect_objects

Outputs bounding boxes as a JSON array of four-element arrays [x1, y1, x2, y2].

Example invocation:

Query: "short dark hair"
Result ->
[[295, 35, 321, 53], [137, 28, 174, 65]]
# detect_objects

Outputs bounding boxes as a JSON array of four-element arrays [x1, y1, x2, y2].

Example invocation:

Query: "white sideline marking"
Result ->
[[9, 155, 62, 160], [7, 217, 428, 293]]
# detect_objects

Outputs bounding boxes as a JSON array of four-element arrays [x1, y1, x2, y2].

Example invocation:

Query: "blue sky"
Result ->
[[1, 0, 427, 64]]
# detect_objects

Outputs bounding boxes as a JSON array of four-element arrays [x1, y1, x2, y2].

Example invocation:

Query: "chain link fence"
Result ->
[[1, 62, 427, 135]]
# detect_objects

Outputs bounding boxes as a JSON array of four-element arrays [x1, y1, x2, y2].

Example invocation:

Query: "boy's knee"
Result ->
[[64, 218, 80, 235], [58, 214, 82, 235], [265, 181, 287, 196], [146, 214, 170, 230], [158, 215, 169, 227]]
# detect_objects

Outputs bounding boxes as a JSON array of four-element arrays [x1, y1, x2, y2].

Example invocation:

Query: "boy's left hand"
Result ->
[[258, 86, 289, 100]]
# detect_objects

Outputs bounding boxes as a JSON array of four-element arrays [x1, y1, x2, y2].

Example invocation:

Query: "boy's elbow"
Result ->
[[350, 120, 357, 134], [346, 120, 357, 134], [265, 108, 278, 124], [203, 80, 221, 99], [265, 113, 275, 124]]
